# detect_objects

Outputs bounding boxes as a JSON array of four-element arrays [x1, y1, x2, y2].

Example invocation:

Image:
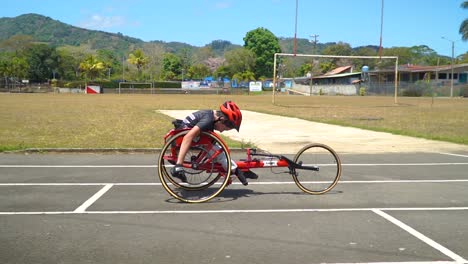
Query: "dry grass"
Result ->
[[1, 93, 467, 151]]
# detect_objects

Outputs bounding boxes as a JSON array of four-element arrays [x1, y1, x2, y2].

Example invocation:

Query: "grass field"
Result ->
[[1, 93, 467, 151]]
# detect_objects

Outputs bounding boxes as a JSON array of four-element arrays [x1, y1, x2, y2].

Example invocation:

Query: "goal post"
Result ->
[[272, 53, 399, 104], [118, 82, 154, 94]]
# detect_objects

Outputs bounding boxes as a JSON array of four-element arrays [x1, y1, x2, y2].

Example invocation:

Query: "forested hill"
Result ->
[[0, 13, 242, 55], [0, 13, 144, 51], [0, 13, 452, 61]]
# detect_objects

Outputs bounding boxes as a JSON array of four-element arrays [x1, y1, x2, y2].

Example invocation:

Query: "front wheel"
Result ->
[[291, 143, 342, 194]]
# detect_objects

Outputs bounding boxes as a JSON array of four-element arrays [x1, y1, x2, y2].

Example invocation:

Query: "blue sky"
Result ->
[[2, 0, 467, 57]]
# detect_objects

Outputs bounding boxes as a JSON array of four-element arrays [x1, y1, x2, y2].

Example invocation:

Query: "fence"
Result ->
[[1, 82, 466, 97]]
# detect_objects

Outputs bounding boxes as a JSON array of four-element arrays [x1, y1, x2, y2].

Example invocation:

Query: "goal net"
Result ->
[[272, 53, 399, 104]]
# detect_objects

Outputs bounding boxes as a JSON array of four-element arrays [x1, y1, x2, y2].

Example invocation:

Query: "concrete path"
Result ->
[[159, 110, 468, 154]]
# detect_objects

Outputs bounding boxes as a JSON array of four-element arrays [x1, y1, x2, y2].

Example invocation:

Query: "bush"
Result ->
[[402, 81, 428, 97], [359, 87, 366, 96], [55, 80, 182, 89]]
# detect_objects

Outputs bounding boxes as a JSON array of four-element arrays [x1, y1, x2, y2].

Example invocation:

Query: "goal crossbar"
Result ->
[[272, 53, 399, 103]]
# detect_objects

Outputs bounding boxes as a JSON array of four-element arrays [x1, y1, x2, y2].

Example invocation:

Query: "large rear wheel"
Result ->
[[158, 130, 231, 203]]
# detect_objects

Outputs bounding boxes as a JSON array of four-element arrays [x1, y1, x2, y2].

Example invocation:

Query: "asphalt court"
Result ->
[[1, 151, 468, 264]]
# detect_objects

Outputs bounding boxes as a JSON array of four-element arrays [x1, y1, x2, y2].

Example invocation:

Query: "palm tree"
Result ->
[[460, 1, 468, 40], [127, 49, 148, 80], [232, 71, 256, 87], [79, 55, 105, 81]]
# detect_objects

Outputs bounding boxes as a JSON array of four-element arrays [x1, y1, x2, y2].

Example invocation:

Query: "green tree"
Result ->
[[352, 47, 378, 70], [382, 47, 414, 65], [26, 44, 59, 82], [224, 48, 256, 77], [79, 55, 105, 81], [0, 53, 29, 81], [297, 62, 312, 77], [57, 44, 93, 80], [458, 52, 468, 63], [0, 35, 34, 53], [408, 45, 439, 65], [193, 46, 214, 64], [232, 70, 256, 83], [141, 42, 165, 81], [177, 48, 193, 79], [162, 53, 182, 80], [187, 63, 211, 79], [320, 42, 353, 72], [322, 42, 353, 56], [97, 49, 121, 80], [56, 49, 81, 80], [127, 49, 149, 80], [243, 27, 281, 78], [460, 1, 468, 40], [213, 65, 230, 80]]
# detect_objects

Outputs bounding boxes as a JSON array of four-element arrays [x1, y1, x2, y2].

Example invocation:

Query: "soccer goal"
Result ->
[[272, 53, 399, 104], [118, 82, 154, 94]]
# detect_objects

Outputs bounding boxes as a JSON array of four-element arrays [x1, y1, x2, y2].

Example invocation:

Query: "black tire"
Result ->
[[158, 130, 231, 203], [291, 143, 342, 194]]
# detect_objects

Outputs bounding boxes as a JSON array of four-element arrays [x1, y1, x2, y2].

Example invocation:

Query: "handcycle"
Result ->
[[158, 125, 342, 203]]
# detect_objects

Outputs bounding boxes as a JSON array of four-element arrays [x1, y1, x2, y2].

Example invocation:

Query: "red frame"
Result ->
[[163, 129, 290, 175]]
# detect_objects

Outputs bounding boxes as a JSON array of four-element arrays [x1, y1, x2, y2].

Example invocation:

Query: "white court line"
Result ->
[[342, 163, 468, 166], [2, 207, 468, 215], [1, 162, 468, 168], [1, 179, 468, 186], [373, 209, 468, 263], [326, 261, 462, 264], [0, 165, 157, 168], [73, 184, 113, 213], [438, 152, 468, 158]]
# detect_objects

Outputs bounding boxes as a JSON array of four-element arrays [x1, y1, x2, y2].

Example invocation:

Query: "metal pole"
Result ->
[[450, 41, 454, 97], [379, 0, 384, 58], [394, 57, 398, 104], [293, 0, 298, 55], [121, 56, 125, 95], [272, 53, 277, 104], [309, 35, 319, 96], [442, 37, 456, 97]]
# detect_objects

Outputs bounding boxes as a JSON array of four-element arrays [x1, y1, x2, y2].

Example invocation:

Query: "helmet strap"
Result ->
[[214, 111, 226, 123]]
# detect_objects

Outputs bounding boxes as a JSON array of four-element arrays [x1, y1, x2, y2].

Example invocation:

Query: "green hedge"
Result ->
[[57, 80, 181, 89]]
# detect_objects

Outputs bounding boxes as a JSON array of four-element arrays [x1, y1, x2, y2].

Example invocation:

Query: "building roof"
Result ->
[[323, 65, 352, 75], [314, 72, 361, 79], [372, 63, 468, 73]]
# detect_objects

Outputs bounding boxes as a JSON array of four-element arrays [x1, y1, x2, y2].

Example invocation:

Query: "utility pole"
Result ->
[[309, 35, 319, 95], [442, 37, 456, 97], [309, 34, 319, 54]]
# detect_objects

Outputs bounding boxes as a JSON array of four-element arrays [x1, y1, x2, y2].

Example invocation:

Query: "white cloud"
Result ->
[[78, 14, 126, 30]]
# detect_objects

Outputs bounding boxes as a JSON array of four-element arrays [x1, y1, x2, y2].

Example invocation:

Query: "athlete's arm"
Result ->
[[176, 125, 201, 165]]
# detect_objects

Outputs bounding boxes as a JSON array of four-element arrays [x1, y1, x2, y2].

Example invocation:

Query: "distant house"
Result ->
[[312, 66, 361, 85], [371, 63, 468, 84], [283, 65, 361, 95], [369, 63, 468, 96]]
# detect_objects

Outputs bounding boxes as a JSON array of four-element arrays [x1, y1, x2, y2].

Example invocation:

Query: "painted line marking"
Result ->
[[330, 261, 461, 264], [373, 209, 468, 263], [0, 165, 157, 168], [73, 184, 113, 213], [342, 163, 468, 166], [1, 179, 468, 186], [2, 207, 468, 215], [1, 162, 468, 168], [438, 152, 468, 158]]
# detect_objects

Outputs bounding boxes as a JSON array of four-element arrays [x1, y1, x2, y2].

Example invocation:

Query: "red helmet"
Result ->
[[220, 101, 242, 131]]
